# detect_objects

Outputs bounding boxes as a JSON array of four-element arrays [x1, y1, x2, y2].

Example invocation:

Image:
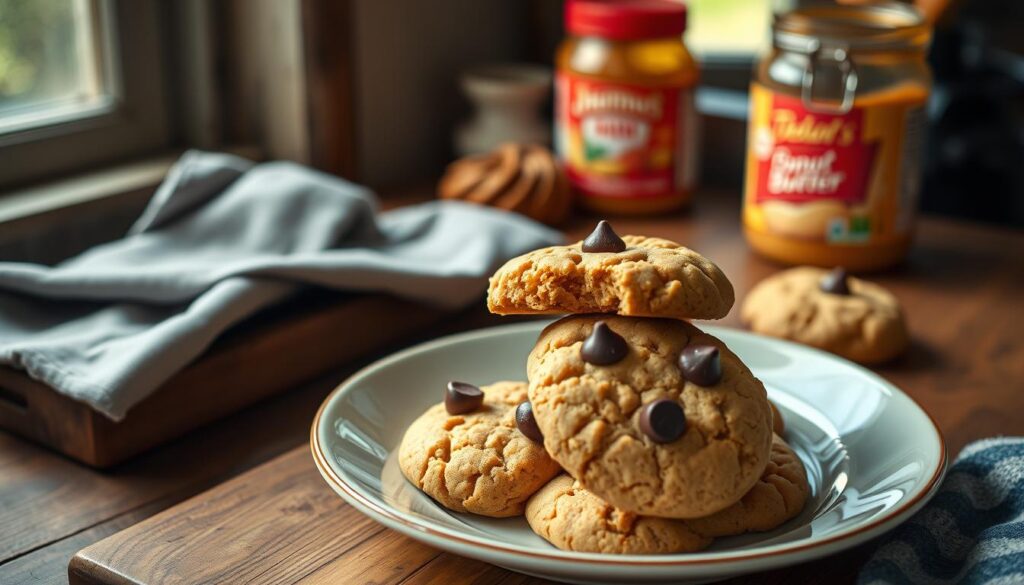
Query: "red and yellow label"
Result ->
[[744, 82, 926, 245], [556, 73, 695, 199]]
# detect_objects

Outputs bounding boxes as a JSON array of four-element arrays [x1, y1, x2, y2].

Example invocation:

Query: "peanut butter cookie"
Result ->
[[525, 474, 712, 554], [527, 315, 773, 519], [686, 434, 809, 537], [741, 267, 909, 364], [487, 222, 734, 320], [398, 381, 561, 517], [526, 435, 809, 553]]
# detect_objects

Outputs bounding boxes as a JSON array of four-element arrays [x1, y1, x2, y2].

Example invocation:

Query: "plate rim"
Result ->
[[310, 320, 947, 568]]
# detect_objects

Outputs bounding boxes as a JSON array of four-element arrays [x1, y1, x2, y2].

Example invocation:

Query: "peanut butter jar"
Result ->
[[556, 0, 700, 216], [743, 2, 932, 270]]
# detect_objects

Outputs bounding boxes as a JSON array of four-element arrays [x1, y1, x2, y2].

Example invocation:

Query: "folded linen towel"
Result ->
[[0, 151, 563, 420], [859, 437, 1024, 585]]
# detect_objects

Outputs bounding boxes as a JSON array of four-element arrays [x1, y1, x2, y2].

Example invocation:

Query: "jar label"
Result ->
[[744, 83, 926, 244], [556, 73, 695, 199]]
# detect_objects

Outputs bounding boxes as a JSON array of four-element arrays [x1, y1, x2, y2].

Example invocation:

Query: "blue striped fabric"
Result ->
[[859, 437, 1024, 585]]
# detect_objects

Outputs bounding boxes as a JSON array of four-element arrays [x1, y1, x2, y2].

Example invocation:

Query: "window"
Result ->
[[0, 0, 109, 133], [684, 0, 790, 121], [686, 0, 773, 58], [0, 0, 169, 189]]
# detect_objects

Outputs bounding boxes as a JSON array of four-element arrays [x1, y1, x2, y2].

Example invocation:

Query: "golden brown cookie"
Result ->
[[526, 435, 808, 553], [398, 381, 561, 517], [741, 267, 909, 364], [525, 475, 712, 554], [487, 230, 734, 320], [686, 434, 809, 537], [527, 315, 774, 519]]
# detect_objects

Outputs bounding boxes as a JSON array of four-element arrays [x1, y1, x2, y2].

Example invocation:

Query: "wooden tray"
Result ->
[[0, 291, 444, 467]]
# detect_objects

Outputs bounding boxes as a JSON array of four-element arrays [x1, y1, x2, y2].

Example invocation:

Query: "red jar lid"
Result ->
[[566, 0, 687, 41]]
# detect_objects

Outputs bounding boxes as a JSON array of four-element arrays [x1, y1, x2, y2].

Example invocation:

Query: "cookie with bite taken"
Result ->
[[487, 221, 734, 320]]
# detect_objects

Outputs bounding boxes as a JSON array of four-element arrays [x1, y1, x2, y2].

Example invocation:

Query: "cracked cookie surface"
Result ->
[[686, 434, 809, 537], [398, 381, 561, 517], [741, 267, 909, 364], [487, 235, 734, 320], [527, 315, 773, 519], [526, 435, 808, 552], [525, 474, 712, 554]]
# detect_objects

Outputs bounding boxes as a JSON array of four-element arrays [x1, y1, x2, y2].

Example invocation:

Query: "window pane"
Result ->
[[0, 0, 107, 129], [686, 0, 773, 56]]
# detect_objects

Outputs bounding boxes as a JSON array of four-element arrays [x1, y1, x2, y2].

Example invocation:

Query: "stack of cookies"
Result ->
[[398, 221, 809, 554]]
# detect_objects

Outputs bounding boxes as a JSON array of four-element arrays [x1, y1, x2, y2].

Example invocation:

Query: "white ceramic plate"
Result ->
[[311, 321, 946, 584]]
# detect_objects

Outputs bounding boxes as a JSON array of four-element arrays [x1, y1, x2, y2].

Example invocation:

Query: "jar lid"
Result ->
[[566, 0, 687, 41], [774, 2, 930, 53]]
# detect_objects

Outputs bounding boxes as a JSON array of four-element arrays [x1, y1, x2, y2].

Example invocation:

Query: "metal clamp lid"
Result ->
[[801, 40, 859, 114]]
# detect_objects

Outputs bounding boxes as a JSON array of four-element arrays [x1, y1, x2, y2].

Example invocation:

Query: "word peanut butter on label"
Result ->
[[556, 74, 695, 199], [744, 83, 926, 245], [753, 93, 876, 205]]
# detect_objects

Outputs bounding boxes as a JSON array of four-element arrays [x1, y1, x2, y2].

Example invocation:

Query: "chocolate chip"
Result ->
[[581, 220, 626, 253], [580, 321, 629, 365], [679, 345, 722, 386], [819, 267, 851, 295], [639, 399, 686, 443], [515, 401, 544, 443], [444, 381, 483, 414]]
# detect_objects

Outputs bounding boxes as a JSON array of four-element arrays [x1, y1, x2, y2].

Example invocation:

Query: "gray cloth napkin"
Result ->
[[0, 151, 562, 420]]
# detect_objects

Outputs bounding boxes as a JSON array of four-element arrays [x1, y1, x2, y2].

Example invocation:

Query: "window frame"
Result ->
[[0, 0, 169, 190]]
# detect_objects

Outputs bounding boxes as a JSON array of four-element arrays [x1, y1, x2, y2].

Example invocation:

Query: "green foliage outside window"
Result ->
[[0, 0, 82, 112]]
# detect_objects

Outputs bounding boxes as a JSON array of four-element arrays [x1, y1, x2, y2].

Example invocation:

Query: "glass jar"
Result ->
[[555, 0, 700, 216], [743, 2, 932, 271]]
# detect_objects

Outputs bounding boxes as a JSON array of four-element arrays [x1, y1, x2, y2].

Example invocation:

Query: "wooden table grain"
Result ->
[[2, 192, 1023, 585]]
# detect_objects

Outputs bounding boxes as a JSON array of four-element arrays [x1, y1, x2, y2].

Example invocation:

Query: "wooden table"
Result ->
[[2, 193, 1023, 585]]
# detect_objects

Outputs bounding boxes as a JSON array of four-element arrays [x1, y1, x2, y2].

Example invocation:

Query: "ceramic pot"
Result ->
[[456, 64, 552, 156]]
